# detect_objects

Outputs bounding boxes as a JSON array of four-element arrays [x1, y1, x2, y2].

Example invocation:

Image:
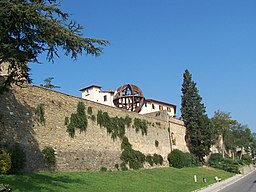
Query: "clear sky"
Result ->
[[29, 0, 256, 132]]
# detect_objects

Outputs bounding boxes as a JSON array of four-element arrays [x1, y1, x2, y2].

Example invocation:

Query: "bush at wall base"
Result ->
[[0, 184, 12, 192], [0, 149, 11, 174], [42, 146, 56, 166]]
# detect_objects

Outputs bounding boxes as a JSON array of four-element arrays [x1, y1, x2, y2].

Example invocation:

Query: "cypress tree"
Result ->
[[181, 69, 213, 162]]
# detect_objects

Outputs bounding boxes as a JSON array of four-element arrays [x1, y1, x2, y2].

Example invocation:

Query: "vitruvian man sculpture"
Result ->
[[113, 84, 145, 113]]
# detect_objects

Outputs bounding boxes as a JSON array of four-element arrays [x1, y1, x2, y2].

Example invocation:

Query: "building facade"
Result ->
[[80, 85, 115, 107], [80, 85, 176, 117]]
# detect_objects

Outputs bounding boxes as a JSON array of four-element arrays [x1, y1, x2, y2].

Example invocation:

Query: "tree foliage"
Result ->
[[0, 0, 109, 89], [181, 69, 214, 162], [211, 110, 236, 143], [223, 122, 253, 158], [251, 133, 256, 159], [41, 77, 60, 89]]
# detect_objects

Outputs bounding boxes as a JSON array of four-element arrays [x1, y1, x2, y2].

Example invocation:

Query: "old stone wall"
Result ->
[[0, 84, 188, 172]]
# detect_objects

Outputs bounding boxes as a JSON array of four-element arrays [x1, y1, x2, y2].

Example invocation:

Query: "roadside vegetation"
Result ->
[[208, 153, 252, 173], [0, 167, 234, 192]]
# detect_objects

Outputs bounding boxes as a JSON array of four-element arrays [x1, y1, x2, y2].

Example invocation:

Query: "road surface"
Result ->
[[218, 170, 256, 192]]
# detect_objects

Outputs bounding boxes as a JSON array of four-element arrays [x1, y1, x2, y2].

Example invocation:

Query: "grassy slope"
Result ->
[[0, 167, 234, 192]]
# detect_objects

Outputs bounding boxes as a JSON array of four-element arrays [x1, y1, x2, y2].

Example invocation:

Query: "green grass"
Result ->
[[0, 167, 234, 192]]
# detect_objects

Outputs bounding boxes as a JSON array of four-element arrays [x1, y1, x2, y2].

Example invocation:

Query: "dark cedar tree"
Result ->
[[0, 0, 108, 90]]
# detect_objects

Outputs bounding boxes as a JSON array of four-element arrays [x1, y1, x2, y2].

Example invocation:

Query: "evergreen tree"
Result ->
[[0, 0, 109, 90], [41, 77, 60, 89], [181, 69, 214, 162]]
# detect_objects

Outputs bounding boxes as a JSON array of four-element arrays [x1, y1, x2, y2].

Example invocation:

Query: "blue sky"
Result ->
[[30, 0, 256, 132]]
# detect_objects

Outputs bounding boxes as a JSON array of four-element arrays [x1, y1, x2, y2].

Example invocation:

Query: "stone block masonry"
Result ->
[[0, 84, 188, 172]]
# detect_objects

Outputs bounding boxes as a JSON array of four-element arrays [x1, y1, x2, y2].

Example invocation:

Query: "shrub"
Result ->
[[146, 155, 154, 166], [208, 153, 224, 165], [241, 154, 252, 165], [209, 156, 240, 173], [168, 150, 198, 168], [183, 152, 199, 167], [0, 184, 12, 192], [100, 167, 107, 172], [8, 144, 26, 173], [42, 146, 56, 166], [114, 164, 119, 170], [120, 162, 128, 171], [0, 149, 11, 174], [153, 153, 163, 165], [121, 148, 145, 170], [168, 149, 185, 168]]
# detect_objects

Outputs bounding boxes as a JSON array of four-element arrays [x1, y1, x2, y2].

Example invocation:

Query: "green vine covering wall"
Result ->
[[42, 146, 56, 166], [97, 110, 131, 140], [66, 102, 88, 138], [133, 118, 148, 136], [120, 137, 164, 170], [120, 136, 145, 170], [87, 106, 93, 115], [35, 103, 45, 125], [96, 110, 164, 170]]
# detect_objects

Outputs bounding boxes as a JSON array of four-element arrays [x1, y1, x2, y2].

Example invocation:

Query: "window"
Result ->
[[167, 107, 170, 111], [152, 104, 155, 109], [103, 95, 107, 102], [159, 105, 163, 111], [144, 102, 147, 107]]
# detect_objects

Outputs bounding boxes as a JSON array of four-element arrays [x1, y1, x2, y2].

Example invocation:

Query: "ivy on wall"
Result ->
[[87, 106, 93, 115], [87, 106, 96, 122], [42, 146, 56, 166], [133, 118, 148, 136], [120, 136, 145, 170], [35, 103, 45, 125], [64, 105, 164, 170], [65, 102, 88, 138], [120, 137, 164, 170], [97, 110, 131, 140]]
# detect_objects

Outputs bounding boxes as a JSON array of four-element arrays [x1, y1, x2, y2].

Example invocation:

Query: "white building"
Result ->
[[141, 99, 176, 117], [80, 85, 176, 117], [80, 85, 115, 107]]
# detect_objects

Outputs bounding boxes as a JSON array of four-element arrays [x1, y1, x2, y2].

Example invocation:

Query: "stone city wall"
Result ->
[[0, 84, 188, 172]]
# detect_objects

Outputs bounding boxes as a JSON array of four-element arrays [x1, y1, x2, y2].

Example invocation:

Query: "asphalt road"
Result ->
[[218, 170, 256, 192]]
